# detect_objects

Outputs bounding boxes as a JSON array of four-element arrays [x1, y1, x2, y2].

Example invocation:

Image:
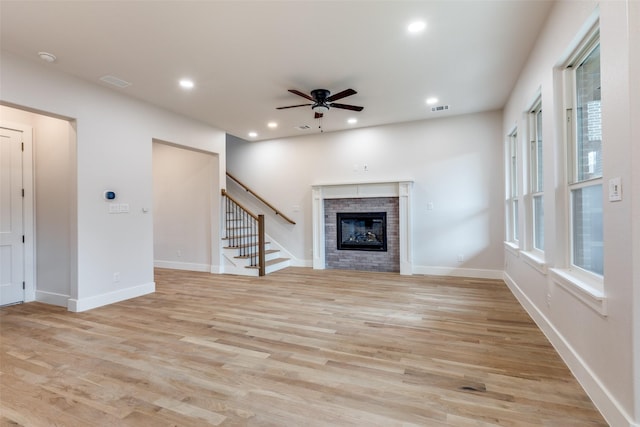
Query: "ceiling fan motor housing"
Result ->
[[310, 89, 331, 103]]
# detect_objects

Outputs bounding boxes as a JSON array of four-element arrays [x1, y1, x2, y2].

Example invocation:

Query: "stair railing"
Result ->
[[226, 172, 296, 225], [221, 189, 265, 276]]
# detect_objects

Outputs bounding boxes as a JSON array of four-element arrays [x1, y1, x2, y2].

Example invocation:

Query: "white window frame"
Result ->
[[528, 97, 544, 255], [565, 33, 603, 280], [505, 127, 520, 248], [550, 22, 605, 316], [519, 95, 547, 273]]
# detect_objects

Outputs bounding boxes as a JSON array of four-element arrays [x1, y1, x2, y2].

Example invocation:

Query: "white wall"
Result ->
[[0, 105, 75, 306], [629, 1, 640, 422], [0, 52, 226, 311], [226, 110, 505, 278], [153, 142, 219, 272], [502, 1, 639, 426]]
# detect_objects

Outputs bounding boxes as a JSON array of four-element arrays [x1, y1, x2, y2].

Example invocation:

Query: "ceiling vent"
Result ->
[[99, 75, 131, 88], [295, 125, 311, 131], [431, 105, 450, 112]]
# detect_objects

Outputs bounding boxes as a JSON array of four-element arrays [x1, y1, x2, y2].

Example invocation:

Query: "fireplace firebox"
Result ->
[[337, 212, 387, 251]]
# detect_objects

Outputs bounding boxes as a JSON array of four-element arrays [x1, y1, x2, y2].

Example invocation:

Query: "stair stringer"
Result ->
[[260, 233, 311, 268]]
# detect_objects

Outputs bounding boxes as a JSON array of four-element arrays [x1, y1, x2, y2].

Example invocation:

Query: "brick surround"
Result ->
[[324, 197, 399, 272]]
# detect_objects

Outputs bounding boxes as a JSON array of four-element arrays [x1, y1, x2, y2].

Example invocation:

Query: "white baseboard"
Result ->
[[35, 290, 69, 307], [154, 260, 210, 272], [67, 282, 155, 313], [412, 265, 503, 280], [503, 272, 636, 427], [288, 258, 312, 268]]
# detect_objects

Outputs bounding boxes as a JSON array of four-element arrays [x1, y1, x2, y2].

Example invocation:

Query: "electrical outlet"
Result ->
[[546, 293, 551, 306], [177, 249, 182, 258], [113, 272, 121, 283], [457, 254, 464, 263]]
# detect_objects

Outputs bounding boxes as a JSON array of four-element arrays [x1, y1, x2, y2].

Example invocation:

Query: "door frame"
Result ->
[[1, 121, 35, 302]]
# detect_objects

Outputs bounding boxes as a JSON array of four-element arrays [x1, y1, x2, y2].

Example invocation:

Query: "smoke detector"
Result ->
[[38, 52, 56, 63]]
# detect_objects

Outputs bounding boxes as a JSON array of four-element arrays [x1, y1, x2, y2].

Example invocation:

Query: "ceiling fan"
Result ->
[[277, 88, 364, 118]]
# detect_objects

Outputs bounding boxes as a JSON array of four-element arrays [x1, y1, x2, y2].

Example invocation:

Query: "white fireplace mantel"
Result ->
[[311, 180, 413, 275]]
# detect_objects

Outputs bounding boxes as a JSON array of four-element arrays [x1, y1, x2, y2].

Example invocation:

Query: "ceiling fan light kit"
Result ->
[[313, 105, 329, 114]]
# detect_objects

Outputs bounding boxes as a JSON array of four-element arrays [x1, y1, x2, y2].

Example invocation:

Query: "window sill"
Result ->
[[549, 268, 607, 316], [504, 241, 520, 257], [521, 250, 547, 275]]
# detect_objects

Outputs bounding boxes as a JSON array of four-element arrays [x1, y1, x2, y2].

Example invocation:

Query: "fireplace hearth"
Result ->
[[337, 212, 387, 251]]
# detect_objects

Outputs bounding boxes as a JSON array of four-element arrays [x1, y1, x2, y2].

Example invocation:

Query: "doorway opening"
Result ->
[[0, 104, 77, 307], [152, 140, 220, 274]]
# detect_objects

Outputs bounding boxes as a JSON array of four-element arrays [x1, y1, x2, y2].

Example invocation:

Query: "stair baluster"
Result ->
[[221, 189, 266, 276]]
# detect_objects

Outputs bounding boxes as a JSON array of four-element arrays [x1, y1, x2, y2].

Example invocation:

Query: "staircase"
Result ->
[[221, 189, 290, 276]]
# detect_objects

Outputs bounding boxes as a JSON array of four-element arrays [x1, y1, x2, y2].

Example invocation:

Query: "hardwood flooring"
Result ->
[[1, 268, 607, 426]]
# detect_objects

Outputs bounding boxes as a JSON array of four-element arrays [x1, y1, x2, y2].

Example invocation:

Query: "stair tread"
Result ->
[[245, 257, 290, 269], [224, 241, 270, 249], [234, 249, 278, 259], [222, 235, 259, 241], [266, 257, 290, 265]]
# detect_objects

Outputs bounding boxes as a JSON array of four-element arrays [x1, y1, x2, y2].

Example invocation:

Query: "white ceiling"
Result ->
[[0, 1, 554, 141]]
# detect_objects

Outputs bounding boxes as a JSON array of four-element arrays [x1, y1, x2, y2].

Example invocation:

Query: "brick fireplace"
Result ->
[[311, 181, 413, 274], [326, 198, 398, 272]]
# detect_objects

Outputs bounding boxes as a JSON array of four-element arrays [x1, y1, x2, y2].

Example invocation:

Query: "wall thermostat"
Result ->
[[104, 191, 116, 200]]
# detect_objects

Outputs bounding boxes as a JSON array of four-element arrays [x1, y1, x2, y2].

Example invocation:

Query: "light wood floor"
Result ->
[[1, 268, 607, 426]]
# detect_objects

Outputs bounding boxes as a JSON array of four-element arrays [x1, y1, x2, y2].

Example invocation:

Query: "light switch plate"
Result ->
[[609, 177, 622, 202]]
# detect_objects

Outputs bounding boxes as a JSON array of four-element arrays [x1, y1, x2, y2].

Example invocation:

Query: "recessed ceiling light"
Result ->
[[38, 51, 56, 63], [248, 131, 258, 138], [407, 21, 426, 33], [179, 79, 194, 89], [426, 97, 439, 105], [347, 118, 358, 124], [267, 122, 278, 129]]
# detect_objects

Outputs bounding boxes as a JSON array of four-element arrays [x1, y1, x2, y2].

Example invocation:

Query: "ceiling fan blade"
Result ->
[[326, 88, 356, 102], [314, 112, 324, 119], [329, 103, 364, 112], [276, 103, 313, 110], [288, 89, 314, 101]]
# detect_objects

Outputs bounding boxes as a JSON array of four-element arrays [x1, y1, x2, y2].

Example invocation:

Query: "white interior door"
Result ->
[[0, 127, 24, 305]]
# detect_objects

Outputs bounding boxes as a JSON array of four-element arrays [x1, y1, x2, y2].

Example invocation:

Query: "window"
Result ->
[[525, 96, 544, 252], [529, 100, 544, 251], [506, 129, 519, 245], [565, 35, 603, 276]]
